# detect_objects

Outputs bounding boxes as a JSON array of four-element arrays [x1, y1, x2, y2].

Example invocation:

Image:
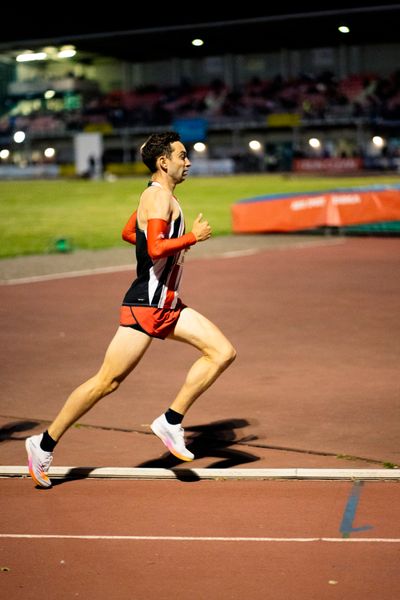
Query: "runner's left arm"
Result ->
[[147, 218, 196, 259]]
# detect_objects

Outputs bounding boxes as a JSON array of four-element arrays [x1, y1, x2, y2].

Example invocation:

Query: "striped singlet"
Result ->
[[122, 182, 187, 310]]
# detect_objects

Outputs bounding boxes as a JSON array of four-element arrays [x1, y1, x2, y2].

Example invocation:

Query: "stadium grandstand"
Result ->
[[0, 4, 400, 176]]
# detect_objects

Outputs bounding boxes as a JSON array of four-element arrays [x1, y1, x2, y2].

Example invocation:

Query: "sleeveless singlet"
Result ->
[[122, 182, 187, 310]]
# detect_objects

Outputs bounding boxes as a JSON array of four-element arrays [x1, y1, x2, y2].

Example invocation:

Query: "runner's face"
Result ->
[[167, 141, 191, 182]]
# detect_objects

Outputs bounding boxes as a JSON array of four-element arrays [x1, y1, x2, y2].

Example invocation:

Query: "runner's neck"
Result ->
[[150, 180, 178, 201]]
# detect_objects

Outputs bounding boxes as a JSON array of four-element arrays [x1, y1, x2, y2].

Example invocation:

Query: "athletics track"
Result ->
[[1, 235, 399, 599]]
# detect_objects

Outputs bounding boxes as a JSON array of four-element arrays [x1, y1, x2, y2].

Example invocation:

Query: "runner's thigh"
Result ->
[[101, 325, 152, 380], [168, 307, 232, 354]]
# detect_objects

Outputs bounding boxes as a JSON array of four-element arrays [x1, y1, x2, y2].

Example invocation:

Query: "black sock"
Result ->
[[40, 430, 57, 452], [165, 408, 183, 425]]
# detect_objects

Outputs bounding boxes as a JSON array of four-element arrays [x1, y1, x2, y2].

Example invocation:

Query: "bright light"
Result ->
[[57, 49, 76, 59], [13, 131, 26, 143], [372, 136, 384, 147], [0, 149, 10, 159], [60, 45, 75, 52], [44, 147, 56, 158], [192, 39, 204, 47], [44, 90, 56, 99], [16, 45, 76, 62], [193, 142, 206, 153], [249, 140, 262, 151], [16, 52, 47, 62], [308, 137, 321, 149], [338, 25, 350, 34]]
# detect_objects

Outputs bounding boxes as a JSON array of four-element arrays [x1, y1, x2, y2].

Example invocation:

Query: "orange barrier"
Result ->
[[232, 186, 400, 233]]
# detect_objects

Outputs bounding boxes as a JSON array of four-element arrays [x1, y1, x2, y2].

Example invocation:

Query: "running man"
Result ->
[[25, 131, 236, 488]]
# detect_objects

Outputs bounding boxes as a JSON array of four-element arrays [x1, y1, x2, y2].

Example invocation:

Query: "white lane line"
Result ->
[[0, 238, 345, 285], [1, 264, 133, 286], [218, 248, 260, 258], [218, 239, 344, 259], [1, 534, 399, 543], [2, 466, 400, 480]]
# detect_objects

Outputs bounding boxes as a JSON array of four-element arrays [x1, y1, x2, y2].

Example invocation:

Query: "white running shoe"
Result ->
[[25, 434, 53, 488], [150, 414, 194, 462]]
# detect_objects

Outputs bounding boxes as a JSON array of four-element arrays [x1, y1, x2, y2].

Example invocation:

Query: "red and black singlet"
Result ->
[[122, 183, 194, 310]]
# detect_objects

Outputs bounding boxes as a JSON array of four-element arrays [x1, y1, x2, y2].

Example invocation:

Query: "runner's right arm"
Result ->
[[122, 211, 137, 245]]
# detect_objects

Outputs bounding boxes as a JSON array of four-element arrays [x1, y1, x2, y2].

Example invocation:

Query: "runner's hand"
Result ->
[[191, 213, 212, 242]]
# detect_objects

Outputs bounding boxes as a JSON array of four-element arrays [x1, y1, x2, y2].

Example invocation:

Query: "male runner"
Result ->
[[25, 131, 236, 488]]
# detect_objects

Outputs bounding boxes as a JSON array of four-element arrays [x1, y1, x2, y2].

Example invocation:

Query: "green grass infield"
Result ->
[[1, 174, 399, 258]]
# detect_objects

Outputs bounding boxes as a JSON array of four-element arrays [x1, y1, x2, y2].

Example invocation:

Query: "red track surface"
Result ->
[[1, 237, 400, 598], [1, 479, 400, 599]]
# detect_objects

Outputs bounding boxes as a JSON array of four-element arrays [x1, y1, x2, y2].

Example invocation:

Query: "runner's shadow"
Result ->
[[0, 421, 39, 443], [50, 467, 98, 487], [136, 418, 260, 480], [41, 419, 260, 486]]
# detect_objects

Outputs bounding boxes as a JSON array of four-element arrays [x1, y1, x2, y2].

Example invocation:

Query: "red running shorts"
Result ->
[[119, 301, 186, 340]]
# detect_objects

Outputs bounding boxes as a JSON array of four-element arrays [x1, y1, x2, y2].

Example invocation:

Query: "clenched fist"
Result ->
[[191, 213, 212, 242]]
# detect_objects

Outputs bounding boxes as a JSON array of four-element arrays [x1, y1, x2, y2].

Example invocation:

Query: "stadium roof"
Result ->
[[1, 4, 399, 63]]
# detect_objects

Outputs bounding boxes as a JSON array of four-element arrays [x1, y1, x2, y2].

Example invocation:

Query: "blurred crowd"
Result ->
[[1, 70, 400, 137]]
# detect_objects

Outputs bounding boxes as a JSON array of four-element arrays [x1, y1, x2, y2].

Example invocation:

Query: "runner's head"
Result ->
[[141, 132, 181, 173]]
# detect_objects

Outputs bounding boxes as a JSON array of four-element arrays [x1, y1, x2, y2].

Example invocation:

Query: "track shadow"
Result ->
[[50, 467, 98, 487], [0, 420, 39, 443], [136, 418, 260, 480], [40, 419, 260, 486]]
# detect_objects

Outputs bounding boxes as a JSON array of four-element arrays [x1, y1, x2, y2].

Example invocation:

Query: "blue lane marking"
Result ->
[[340, 481, 373, 538]]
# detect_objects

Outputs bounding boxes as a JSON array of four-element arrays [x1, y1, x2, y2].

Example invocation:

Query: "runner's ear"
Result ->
[[158, 156, 168, 172]]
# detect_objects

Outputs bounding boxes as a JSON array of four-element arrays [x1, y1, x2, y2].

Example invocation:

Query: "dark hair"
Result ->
[[140, 131, 181, 173]]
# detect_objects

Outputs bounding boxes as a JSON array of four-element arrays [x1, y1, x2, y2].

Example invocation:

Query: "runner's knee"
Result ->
[[95, 374, 121, 397], [106, 378, 121, 394], [212, 342, 236, 370]]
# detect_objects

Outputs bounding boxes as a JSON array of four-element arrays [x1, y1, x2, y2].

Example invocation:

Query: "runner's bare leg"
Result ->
[[167, 307, 236, 414], [48, 327, 152, 441]]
